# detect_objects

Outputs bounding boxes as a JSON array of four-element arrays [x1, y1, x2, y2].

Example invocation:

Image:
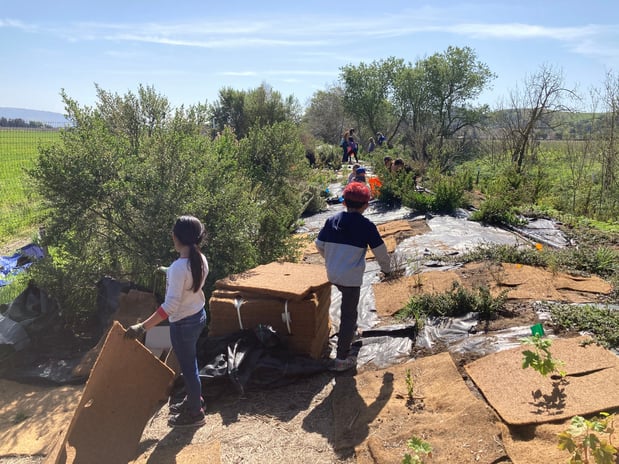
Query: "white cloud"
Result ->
[[446, 22, 601, 40], [220, 71, 258, 76], [0, 18, 38, 32], [109, 33, 324, 48], [221, 70, 336, 78], [7, 13, 613, 49]]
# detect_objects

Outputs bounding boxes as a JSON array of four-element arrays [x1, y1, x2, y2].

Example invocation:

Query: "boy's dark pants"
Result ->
[[335, 284, 361, 360]]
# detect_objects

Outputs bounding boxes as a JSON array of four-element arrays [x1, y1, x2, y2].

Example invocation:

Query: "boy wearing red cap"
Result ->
[[315, 182, 391, 371]]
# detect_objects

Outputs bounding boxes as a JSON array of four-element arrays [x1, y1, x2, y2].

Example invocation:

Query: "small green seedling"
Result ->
[[402, 436, 432, 464], [557, 412, 617, 464], [521, 334, 566, 377], [405, 368, 415, 404]]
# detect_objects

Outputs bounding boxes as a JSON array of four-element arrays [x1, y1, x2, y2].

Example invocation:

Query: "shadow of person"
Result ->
[[302, 370, 394, 460], [133, 420, 201, 464]]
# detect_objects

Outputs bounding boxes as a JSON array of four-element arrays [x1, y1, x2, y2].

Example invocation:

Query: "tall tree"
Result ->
[[209, 83, 300, 139], [500, 64, 575, 172], [422, 46, 494, 165], [209, 87, 247, 138], [303, 85, 351, 144], [396, 46, 495, 167], [594, 70, 619, 218], [238, 121, 309, 262], [340, 47, 494, 168], [340, 57, 406, 144]]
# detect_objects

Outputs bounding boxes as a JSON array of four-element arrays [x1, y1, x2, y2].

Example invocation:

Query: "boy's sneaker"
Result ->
[[169, 397, 205, 415], [329, 356, 357, 372], [168, 409, 206, 428]]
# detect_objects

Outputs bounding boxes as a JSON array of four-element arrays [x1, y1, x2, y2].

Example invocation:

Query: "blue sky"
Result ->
[[2, 1, 618, 114]]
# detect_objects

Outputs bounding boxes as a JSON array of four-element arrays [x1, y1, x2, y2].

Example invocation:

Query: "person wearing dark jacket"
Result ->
[[315, 182, 391, 371], [367, 137, 376, 153], [347, 136, 359, 163], [340, 130, 350, 163]]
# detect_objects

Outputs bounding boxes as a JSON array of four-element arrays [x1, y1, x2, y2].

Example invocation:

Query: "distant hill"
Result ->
[[0, 107, 69, 126]]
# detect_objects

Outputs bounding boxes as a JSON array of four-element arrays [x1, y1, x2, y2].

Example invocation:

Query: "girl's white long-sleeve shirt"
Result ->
[[159, 255, 209, 322]]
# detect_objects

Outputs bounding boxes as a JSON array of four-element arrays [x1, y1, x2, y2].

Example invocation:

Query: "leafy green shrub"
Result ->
[[0, 269, 31, 306], [608, 274, 619, 303], [375, 175, 401, 207], [377, 163, 466, 214], [458, 239, 617, 282], [27, 86, 312, 325], [545, 302, 619, 349], [456, 243, 548, 267], [476, 285, 509, 320], [301, 184, 327, 215], [430, 175, 465, 213], [384, 171, 417, 208], [470, 196, 522, 226], [315, 144, 341, 170], [398, 281, 507, 322], [238, 121, 311, 264], [28, 252, 99, 329], [554, 245, 618, 278], [406, 192, 434, 213]]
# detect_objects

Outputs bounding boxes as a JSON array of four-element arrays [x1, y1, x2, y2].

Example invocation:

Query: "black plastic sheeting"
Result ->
[[0, 278, 152, 384], [168, 322, 418, 402], [0, 282, 88, 384], [95, 276, 137, 338], [192, 326, 328, 399]]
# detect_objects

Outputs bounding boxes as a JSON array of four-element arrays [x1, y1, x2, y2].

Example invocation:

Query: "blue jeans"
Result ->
[[169, 308, 206, 414]]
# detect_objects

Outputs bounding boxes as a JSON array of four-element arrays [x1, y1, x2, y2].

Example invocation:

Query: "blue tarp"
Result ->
[[0, 243, 45, 286]]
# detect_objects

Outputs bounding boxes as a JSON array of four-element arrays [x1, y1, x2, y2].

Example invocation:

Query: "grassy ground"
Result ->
[[0, 129, 59, 248]]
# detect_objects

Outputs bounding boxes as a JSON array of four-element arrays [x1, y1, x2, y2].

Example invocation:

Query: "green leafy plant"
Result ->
[[405, 369, 415, 405], [402, 436, 432, 464], [430, 174, 466, 213], [521, 334, 566, 377], [546, 302, 619, 349], [566, 246, 618, 277], [557, 412, 617, 464], [456, 242, 548, 268], [470, 196, 522, 226], [398, 281, 507, 322]]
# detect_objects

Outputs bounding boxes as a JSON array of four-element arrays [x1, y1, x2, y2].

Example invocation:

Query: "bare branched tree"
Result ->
[[594, 70, 619, 217], [500, 64, 577, 172]]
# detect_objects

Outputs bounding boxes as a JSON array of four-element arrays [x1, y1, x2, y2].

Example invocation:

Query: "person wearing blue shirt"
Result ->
[[376, 132, 386, 146]]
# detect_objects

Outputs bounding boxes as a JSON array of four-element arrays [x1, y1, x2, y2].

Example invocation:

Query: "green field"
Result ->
[[0, 128, 60, 248]]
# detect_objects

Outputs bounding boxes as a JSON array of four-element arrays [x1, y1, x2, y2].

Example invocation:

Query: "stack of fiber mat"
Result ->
[[209, 262, 331, 359]]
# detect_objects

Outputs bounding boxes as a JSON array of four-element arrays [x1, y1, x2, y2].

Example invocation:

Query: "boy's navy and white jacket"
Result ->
[[315, 211, 390, 287]]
